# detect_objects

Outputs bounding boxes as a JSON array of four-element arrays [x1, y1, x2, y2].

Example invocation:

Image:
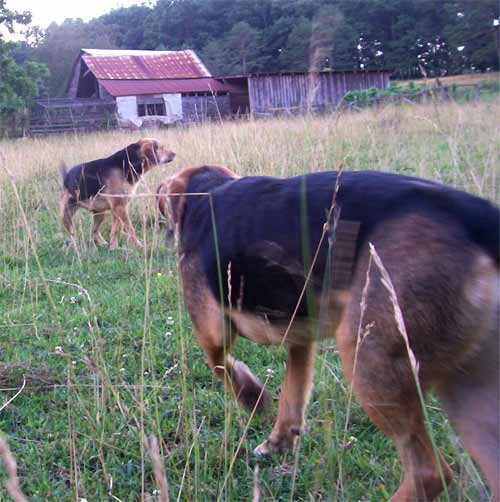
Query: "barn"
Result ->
[[30, 49, 242, 134], [235, 70, 391, 117], [30, 48, 391, 134], [68, 48, 242, 127]]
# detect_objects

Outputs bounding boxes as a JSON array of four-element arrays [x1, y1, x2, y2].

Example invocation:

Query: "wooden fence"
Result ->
[[28, 99, 117, 136], [0, 112, 30, 138]]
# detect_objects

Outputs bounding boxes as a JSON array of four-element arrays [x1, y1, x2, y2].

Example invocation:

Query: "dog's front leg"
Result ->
[[111, 204, 143, 249], [109, 209, 123, 250], [255, 342, 316, 455]]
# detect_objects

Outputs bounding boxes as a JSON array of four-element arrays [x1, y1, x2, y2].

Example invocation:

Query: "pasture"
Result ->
[[0, 98, 499, 501]]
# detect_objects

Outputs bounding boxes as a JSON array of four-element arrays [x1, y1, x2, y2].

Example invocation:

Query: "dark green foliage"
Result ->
[[343, 81, 424, 102], [0, 1, 48, 123], [30, 18, 117, 97], [4, 1, 500, 95]]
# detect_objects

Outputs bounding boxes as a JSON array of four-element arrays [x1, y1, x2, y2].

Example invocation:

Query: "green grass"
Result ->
[[0, 98, 499, 501]]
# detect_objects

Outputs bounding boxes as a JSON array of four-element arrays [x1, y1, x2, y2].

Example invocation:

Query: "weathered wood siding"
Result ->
[[182, 94, 231, 122], [248, 71, 390, 116]]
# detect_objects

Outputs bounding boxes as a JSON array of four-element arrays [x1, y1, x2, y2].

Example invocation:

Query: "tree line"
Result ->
[[1, 0, 499, 114]]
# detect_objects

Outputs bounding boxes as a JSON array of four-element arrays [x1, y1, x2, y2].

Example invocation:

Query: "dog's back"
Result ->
[[62, 161, 105, 202], [179, 169, 499, 318], [61, 144, 145, 202]]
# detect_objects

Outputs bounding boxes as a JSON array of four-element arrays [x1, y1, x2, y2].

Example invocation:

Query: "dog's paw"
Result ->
[[254, 430, 299, 457], [254, 439, 275, 457], [232, 360, 270, 412], [131, 240, 145, 250]]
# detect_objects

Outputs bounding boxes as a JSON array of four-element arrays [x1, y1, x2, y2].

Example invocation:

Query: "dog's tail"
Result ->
[[420, 185, 499, 267], [452, 192, 500, 267], [469, 199, 500, 267]]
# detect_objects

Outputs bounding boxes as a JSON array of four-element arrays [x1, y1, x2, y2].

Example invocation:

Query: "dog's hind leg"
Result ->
[[203, 336, 269, 413], [437, 317, 500, 501], [436, 258, 500, 501], [254, 342, 316, 455], [60, 190, 78, 244], [337, 320, 453, 502], [439, 369, 500, 501], [92, 211, 108, 246]]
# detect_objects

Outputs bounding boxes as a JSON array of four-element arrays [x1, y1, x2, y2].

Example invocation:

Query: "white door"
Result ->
[[162, 93, 183, 120], [116, 96, 138, 121]]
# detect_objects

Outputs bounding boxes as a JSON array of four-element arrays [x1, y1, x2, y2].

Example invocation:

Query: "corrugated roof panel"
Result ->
[[100, 78, 239, 96], [83, 50, 211, 80], [82, 49, 176, 56]]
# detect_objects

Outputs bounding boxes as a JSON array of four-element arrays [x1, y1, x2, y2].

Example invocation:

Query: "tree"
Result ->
[[0, 0, 30, 34], [31, 18, 117, 97], [201, 38, 231, 75], [444, 1, 499, 72], [225, 21, 261, 74], [280, 17, 312, 71], [13, 0, 498, 88], [310, 6, 345, 71], [0, 1, 49, 124]]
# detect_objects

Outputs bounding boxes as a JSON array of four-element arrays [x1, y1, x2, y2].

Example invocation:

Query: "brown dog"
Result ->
[[60, 138, 175, 249], [157, 165, 499, 501]]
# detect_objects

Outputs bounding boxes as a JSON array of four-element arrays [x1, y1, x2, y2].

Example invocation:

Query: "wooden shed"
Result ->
[[224, 70, 391, 117]]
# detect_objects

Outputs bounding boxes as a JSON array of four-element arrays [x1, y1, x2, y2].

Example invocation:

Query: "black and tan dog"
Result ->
[[60, 138, 175, 249], [157, 166, 499, 501]]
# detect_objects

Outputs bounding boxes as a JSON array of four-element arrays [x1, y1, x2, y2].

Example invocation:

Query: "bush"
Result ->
[[343, 81, 424, 103]]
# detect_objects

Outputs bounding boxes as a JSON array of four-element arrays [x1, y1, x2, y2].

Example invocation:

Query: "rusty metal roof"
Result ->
[[82, 50, 211, 80], [99, 78, 241, 97]]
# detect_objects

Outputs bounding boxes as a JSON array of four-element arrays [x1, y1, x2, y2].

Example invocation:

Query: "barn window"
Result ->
[[137, 96, 166, 116]]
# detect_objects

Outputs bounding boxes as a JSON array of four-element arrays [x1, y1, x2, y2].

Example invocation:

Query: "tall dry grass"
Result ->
[[0, 98, 498, 501]]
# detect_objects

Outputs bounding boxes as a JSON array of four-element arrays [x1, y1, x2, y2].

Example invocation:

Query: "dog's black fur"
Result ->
[[158, 166, 500, 500], [62, 142, 148, 203], [61, 138, 175, 249], [178, 168, 499, 320]]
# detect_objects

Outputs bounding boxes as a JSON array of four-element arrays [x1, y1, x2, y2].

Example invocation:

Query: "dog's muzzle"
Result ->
[[160, 151, 176, 164]]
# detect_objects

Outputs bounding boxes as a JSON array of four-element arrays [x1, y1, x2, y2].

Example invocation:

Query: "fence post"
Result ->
[[474, 84, 480, 101]]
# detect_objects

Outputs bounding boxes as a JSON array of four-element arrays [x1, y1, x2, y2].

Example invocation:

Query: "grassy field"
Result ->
[[0, 98, 499, 501]]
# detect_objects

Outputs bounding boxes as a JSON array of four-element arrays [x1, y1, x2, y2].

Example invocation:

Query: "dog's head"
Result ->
[[157, 165, 238, 243], [128, 138, 175, 173]]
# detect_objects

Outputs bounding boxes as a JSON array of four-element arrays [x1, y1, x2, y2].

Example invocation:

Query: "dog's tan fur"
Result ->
[[61, 138, 175, 249], [158, 166, 500, 501]]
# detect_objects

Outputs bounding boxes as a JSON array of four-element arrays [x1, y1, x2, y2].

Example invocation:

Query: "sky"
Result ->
[[7, 0, 148, 31]]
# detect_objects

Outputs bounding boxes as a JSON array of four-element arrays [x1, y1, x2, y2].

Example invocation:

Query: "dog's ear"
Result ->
[[125, 143, 142, 169]]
